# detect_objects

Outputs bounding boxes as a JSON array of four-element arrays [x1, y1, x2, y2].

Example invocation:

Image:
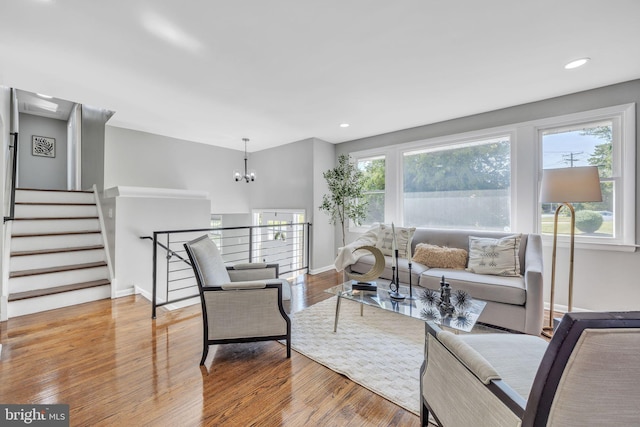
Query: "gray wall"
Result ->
[[81, 105, 112, 191], [104, 126, 249, 214], [18, 113, 67, 190]]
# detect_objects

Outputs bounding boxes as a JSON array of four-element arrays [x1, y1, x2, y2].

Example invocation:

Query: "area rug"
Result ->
[[289, 296, 425, 415]]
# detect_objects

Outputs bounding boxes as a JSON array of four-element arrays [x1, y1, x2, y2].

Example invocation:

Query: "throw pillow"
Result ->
[[375, 224, 416, 258], [466, 235, 522, 276], [412, 243, 467, 269]]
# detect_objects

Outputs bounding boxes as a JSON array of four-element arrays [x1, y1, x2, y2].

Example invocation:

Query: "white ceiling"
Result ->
[[2, 1, 640, 152]]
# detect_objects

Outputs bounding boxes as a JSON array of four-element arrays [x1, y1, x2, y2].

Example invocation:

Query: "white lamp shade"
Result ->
[[540, 166, 603, 203]]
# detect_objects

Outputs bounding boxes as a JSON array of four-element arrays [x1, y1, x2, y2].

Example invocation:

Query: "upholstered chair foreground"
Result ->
[[184, 235, 291, 365], [420, 311, 640, 427]]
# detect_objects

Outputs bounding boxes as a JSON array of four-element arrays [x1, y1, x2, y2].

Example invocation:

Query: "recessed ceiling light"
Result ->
[[564, 58, 590, 70], [340, 123, 350, 128]]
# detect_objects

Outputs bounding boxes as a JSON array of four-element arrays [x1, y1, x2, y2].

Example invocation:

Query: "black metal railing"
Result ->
[[3, 131, 18, 223], [144, 222, 311, 318]]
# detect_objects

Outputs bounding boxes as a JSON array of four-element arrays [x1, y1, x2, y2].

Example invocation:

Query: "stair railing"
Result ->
[[143, 222, 311, 318], [3, 131, 18, 223]]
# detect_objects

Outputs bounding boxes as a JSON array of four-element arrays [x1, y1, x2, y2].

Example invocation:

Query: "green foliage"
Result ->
[[403, 141, 510, 192], [319, 154, 368, 246], [360, 158, 385, 224], [575, 210, 603, 234], [582, 125, 613, 213]]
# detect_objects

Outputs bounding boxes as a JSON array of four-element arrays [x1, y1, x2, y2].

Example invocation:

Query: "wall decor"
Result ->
[[32, 135, 56, 158]]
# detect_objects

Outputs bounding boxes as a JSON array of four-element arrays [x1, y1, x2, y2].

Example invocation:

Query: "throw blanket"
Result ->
[[334, 226, 379, 272]]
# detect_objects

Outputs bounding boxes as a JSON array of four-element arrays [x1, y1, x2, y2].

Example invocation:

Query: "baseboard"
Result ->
[[115, 286, 137, 298], [543, 302, 590, 313], [309, 265, 335, 275]]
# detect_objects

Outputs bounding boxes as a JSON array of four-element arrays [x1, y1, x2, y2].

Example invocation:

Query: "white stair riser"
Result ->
[[15, 190, 94, 204], [10, 249, 106, 272], [7, 285, 110, 318], [10, 233, 104, 252], [12, 218, 100, 235], [9, 266, 109, 294], [15, 204, 97, 218]]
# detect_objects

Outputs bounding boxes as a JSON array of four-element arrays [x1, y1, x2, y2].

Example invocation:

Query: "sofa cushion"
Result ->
[[411, 229, 528, 275], [412, 243, 467, 269], [376, 224, 416, 258], [467, 234, 521, 277], [420, 268, 526, 305]]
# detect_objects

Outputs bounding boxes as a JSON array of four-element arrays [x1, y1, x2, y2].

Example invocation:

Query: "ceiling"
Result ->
[[2, 1, 640, 152]]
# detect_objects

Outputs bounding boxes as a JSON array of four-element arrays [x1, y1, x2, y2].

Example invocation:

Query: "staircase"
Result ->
[[6, 188, 111, 318]]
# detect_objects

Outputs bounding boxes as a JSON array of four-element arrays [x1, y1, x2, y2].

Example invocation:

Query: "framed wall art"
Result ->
[[32, 135, 56, 158]]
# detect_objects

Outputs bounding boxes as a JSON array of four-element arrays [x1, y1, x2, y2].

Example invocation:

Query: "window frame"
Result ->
[[345, 103, 635, 251], [535, 103, 635, 249]]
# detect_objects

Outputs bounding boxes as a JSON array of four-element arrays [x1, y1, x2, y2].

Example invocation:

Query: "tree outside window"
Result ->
[[403, 136, 511, 230], [358, 156, 385, 226]]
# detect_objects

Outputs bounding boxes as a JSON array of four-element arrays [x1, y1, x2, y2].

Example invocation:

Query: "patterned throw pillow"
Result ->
[[466, 235, 522, 276], [375, 224, 416, 258], [412, 243, 467, 269]]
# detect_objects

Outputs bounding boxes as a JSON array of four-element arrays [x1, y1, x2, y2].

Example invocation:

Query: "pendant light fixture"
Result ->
[[234, 138, 256, 183]]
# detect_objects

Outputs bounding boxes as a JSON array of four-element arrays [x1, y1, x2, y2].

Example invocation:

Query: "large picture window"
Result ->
[[403, 136, 511, 230]]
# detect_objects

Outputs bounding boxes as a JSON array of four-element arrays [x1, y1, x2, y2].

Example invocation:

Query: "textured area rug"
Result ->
[[289, 297, 425, 415]]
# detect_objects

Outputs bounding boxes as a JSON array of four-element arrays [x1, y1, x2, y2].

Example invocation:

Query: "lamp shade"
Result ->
[[540, 166, 602, 203]]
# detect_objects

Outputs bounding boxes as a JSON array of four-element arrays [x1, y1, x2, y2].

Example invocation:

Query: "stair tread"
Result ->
[[12, 230, 102, 238], [8, 279, 110, 301], [10, 261, 108, 278], [16, 202, 96, 206], [14, 216, 99, 220], [17, 188, 93, 193], [11, 245, 105, 257]]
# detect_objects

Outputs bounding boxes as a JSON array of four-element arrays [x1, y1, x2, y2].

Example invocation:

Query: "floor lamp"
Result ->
[[539, 166, 602, 337]]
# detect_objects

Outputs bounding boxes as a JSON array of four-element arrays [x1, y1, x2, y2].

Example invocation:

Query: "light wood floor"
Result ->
[[0, 270, 421, 426]]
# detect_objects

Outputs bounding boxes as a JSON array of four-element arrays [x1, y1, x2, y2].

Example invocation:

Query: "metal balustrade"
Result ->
[[144, 222, 311, 318]]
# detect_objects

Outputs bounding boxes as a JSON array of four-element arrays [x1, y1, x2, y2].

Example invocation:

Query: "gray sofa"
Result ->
[[343, 228, 544, 335]]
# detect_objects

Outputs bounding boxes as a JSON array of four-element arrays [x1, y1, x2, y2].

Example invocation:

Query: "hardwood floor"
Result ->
[[0, 270, 420, 426]]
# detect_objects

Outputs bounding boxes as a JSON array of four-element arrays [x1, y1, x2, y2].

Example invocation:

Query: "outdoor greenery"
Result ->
[[319, 154, 368, 246], [575, 210, 604, 234], [359, 158, 385, 224], [403, 141, 510, 193]]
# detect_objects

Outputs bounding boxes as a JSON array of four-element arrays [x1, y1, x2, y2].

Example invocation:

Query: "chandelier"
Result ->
[[234, 138, 256, 183]]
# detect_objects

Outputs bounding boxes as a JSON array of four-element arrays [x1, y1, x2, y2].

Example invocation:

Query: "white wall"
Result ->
[[18, 113, 67, 190], [336, 79, 640, 313]]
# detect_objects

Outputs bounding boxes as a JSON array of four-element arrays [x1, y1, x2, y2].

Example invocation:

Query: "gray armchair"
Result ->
[[184, 235, 291, 365], [421, 311, 640, 426]]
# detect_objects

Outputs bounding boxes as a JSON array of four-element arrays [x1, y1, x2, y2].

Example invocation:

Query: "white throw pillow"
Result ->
[[375, 224, 416, 258], [466, 235, 522, 276]]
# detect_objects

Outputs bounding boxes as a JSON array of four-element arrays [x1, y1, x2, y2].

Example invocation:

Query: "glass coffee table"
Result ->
[[325, 280, 487, 333]]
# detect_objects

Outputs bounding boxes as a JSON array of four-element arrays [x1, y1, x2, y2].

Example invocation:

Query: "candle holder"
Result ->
[[389, 249, 405, 300], [406, 261, 416, 300]]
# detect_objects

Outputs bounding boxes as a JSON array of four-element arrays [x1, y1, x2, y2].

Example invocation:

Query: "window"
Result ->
[[357, 155, 385, 226], [403, 135, 511, 231], [538, 104, 635, 247], [541, 121, 614, 238]]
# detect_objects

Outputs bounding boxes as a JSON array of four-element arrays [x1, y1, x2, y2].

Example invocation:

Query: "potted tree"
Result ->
[[319, 154, 368, 246]]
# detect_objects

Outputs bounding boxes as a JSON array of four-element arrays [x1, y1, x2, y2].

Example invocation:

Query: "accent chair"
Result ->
[[420, 311, 640, 426], [184, 235, 291, 365]]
